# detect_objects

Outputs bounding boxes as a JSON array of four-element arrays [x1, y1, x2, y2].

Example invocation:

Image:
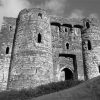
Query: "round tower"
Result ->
[[7, 8, 53, 90], [82, 18, 100, 80]]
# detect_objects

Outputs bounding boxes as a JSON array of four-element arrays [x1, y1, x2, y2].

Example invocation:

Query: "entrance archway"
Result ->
[[62, 68, 73, 80], [61, 68, 73, 80], [59, 54, 78, 80]]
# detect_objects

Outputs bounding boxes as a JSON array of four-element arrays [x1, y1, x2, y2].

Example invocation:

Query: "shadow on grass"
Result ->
[[0, 80, 84, 100]]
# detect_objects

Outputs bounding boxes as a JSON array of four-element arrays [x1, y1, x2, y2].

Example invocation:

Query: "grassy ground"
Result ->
[[0, 80, 83, 100], [33, 76, 100, 100]]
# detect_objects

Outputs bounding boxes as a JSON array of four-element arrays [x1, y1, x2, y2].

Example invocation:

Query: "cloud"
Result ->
[[36, 0, 67, 16], [69, 9, 99, 20], [69, 9, 84, 19], [0, 0, 30, 30], [44, 0, 66, 15], [89, 13, 99, 19], [0, 0, 67, 30]]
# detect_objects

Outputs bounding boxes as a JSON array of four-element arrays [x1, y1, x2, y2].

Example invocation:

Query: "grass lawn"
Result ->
[[0, 80, 83, 100]]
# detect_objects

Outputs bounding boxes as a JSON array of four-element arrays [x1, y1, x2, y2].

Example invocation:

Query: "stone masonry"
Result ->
[[0, 8, 100, 90]]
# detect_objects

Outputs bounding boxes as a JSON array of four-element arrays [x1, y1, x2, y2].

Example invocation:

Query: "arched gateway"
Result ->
[[59, 54, 78, 81], [61, 68, 73, 80]]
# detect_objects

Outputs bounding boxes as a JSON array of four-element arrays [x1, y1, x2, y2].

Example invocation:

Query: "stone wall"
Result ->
[[7, 8, 53, 90], [0, 17, 16, 90], [82, 18, 100, 80], [50, 16, 84, 81]]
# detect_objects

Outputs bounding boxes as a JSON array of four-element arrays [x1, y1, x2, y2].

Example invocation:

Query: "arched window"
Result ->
[[86, 22, 90, 29], [66, 43, 69, 49], [38, 13, 42, 19], [88, 40, 91, 50], [38, 33, 42, 43], [6, 47, 9, 54]]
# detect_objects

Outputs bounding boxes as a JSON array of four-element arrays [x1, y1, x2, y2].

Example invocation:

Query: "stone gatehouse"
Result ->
[[0, 8, 100, 90]]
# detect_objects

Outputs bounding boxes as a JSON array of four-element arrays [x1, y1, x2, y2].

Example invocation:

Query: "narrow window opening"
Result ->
[[9, 26, 12, 31], [36, 69, 37, 74], [88, 40, 91, 50], [38, 13, 42, 19], [65, 28, 67, 32], [38, 33, 42, 43], [98, 65, 100, 73], [6, 47, 9, 54], [86, 22, 90, 29], [66, 43, 69, 49]]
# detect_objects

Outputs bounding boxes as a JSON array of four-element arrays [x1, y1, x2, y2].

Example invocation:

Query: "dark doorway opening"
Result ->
[[59, 54, 78, 80], [62, 68, 73, 80]]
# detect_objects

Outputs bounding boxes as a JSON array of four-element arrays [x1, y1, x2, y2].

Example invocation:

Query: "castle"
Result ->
[[0, 8, 100, 91]]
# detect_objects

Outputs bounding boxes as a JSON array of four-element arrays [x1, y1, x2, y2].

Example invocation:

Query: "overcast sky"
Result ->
[[0, 0, 99, 27], [28, 0, 100, 18]]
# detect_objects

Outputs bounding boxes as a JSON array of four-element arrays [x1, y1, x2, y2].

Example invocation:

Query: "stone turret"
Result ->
[[82, 18, 100, 80], [7, 8, 53, 90]]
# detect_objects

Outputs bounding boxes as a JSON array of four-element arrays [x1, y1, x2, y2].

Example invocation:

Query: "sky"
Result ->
[[0, 0, 100, 28]]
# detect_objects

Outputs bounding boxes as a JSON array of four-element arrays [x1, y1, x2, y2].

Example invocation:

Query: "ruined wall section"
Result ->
[[0, 17, 16, 90], [7, 8, 53, 90], [50, 16, 84, 81], [82, 18, 100, 79]]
